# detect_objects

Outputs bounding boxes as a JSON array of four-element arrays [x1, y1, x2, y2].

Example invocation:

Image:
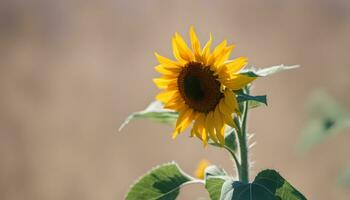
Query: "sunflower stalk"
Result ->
[[236, 87, 250, 183]]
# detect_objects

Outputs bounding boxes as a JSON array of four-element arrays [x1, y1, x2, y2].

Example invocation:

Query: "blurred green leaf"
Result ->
[[125, 162, 192, 200], [119, 101, 178, 131], [220, 169, 306, 200], [338, 167, 350, 187], [236, 93, 267, 109], [297, 91, 350, 151]]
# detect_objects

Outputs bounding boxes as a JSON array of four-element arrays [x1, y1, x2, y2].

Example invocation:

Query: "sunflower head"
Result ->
[[153, 26, 255, 146]]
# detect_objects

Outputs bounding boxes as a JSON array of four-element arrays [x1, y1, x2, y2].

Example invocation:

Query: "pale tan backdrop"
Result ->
[[1, 0, 350, 199]]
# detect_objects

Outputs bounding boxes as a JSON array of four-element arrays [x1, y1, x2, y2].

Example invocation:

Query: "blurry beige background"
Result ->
[[1, 0, 350, 199]]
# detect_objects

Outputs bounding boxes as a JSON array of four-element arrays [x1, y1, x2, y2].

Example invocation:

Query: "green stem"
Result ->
[[238, 100, 249, 183], [226, 147, 240, 173]]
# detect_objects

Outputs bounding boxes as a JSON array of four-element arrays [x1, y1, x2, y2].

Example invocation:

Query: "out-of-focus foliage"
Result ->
[[338, 167, 350, 187], [298, 90, 350, 189], [297, 91, 350, 151]]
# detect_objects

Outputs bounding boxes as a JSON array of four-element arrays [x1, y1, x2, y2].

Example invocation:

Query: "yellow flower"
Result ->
[[195, 159, 210, 179], [153, 26, 255, 146]]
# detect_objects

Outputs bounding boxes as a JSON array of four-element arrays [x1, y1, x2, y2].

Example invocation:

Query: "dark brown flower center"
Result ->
[[177, 62, 223, 113]]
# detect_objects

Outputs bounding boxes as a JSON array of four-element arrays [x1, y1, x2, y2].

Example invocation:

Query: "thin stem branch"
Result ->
[[226, 146, 241, 173]]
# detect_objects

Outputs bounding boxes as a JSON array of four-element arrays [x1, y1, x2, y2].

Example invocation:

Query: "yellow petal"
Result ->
[[205, 112, 219, 143], [192, 114, 205, 139], [201, 33, 212, 65], [155, 66, 180, 78], [219, 125, 226, 145], [165, 100, 185, 111], [164, 96, 185, 110], [190, 113, 201, 137], [172, 37, 186, 63], [224, 74, 256, 90], [153, 78, 177, 89], [189, 26, 202, 61], [214, 107, 225, 145], [215, 45, 234, 71], [174, 33, 194, 61], [222, 112, 236, 128], [207, 40, 227, 66], [224, 90, 239, 112], [219, 98, 234, 114], [225, 57, 248, 73], [156, 90, 178, 103], [173, 108, 194, 139], [154, 52, 180, 67]]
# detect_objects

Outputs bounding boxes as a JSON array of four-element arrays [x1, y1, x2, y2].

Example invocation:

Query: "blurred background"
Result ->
[[1, 0, 350, 199]]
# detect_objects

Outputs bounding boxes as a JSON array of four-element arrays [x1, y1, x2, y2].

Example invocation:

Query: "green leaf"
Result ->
[[206, 178, 226, 200], [236, 93, 267, 109], [220, 169, 307, 200], [241, 64, 299, 77], [125, 162, 192, 200], [204, 166, 229, 200], [297, 91, 350, 151], [119, 101, 178, 131], [209, 127, 237, 152], [205, 165, 228, 179]]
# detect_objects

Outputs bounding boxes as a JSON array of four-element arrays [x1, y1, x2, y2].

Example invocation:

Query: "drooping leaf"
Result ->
[[236, 93, 267, 109], [209, 127, 237, 152], [205, 165, 228, 179], [241, 64, 299, 77], [119, 101, 178, 131], [206, 178, 226, 200], [297, 91, 350, 151], [204, 165, 230, 200], [125, 162, 192, 200], [220, 169, 307, 200]]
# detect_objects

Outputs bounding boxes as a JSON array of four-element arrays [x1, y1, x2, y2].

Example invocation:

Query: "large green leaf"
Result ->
[[125, 162, 192, 200], [205, 166, 229, 200], [220, 169, 306, 200], [119, 101, 178, 131], [241, 64, 299, 77], [297, 91, 350, 151]]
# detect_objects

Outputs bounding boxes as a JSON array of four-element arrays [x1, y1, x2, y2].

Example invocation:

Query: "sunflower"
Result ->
[[153, 27, 255, 146]]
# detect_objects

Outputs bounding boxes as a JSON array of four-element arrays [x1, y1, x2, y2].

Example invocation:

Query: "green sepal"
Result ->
[[125, 162, 192, 200], [119, 101, 178, 131], [220, 169, 307, 200]]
